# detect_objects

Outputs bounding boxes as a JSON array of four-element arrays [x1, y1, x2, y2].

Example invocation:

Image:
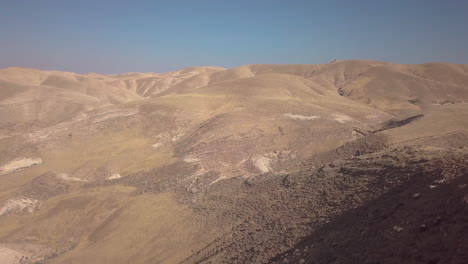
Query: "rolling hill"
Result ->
[[0, 60, 467, 264]]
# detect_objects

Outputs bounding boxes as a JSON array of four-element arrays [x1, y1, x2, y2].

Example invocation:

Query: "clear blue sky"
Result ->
[[1, 0, 468, 73]]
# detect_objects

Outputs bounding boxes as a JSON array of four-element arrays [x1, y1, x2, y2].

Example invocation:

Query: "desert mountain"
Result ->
[[0, 60, 467, 263]]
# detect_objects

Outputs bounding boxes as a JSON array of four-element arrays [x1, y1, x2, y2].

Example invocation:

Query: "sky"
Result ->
[[1, 0, 468, 74]]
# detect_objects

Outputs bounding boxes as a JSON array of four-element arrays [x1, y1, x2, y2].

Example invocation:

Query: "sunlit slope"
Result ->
[[1, 60, 468, 183], [0, 66, 225, 126], [0, 186, 220, 264]]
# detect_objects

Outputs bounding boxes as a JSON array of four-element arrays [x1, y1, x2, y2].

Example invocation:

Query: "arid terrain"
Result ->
[[0, 60, 467, 264]]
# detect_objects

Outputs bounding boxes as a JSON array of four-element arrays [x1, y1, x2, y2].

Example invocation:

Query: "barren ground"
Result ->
[[0, 60, 467, 263]]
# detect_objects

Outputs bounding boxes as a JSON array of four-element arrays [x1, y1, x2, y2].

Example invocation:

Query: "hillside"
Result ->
[[0, 60, 467, 264]]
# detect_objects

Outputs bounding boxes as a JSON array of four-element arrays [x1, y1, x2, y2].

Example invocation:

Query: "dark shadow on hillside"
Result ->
[[373, 114, 424, 133], [270, 163, 468, 264]]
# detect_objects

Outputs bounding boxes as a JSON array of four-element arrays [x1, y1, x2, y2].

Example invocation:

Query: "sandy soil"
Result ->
[[0, 158, 42, 175], [0, 196, 39, 216], [283, 113, 320, 121]]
